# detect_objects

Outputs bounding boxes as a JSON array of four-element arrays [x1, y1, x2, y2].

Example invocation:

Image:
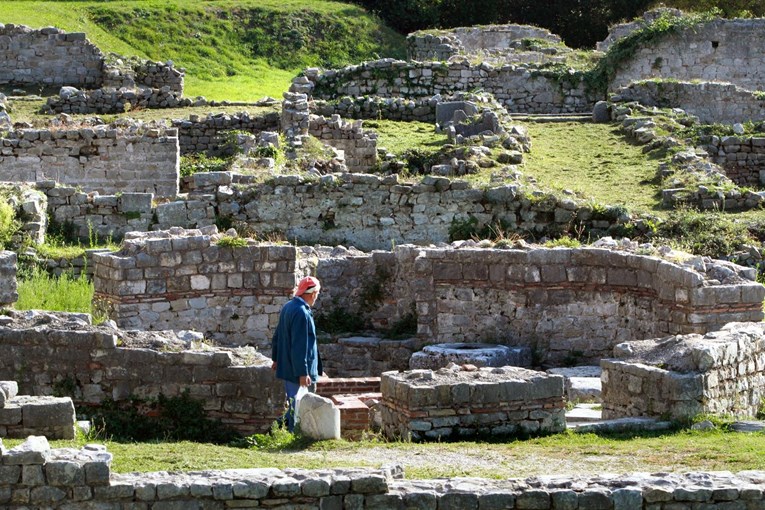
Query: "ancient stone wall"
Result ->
[[44, 86, 188, 115], [407, 24, 561, 62], [408, 247, 765, 366], [299, 59, 595, 114], [0, 251, 17, 306], [314, 96, 437, 122], [602, 322, 765, 420], [5, 437, 765, 510], [0, 381, 76, 440], [614, 80, 765, 125], [214, 172, 623, 252], [0, 24, 104, 88], [0, 124, 179, 198], [703, 135, 765, 188], [171, 111, 281, 155], [611, 19, 765, 92], [320, 337, 417, 378], [42, 182, 153, 242], [381, 365, 565, 441], [93, 228, 297, 348], [308, 115, 378, 173], [596, 8, 683, 52], [0, 312, 283, 436]]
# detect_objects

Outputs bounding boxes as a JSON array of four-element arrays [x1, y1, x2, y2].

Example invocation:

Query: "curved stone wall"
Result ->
[[299, 59, 595, 114], [614, 80, 765, 124], [611, 19, 765, 92], [407, 247, 764, 366]]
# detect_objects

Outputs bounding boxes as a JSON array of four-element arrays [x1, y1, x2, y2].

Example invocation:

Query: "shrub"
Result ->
[[88, 391, 240, 444], [216, 235, 249, 248], [652, 207, 753, 258], [0, 201, 19, 249], [15, 267, 107, 323], [316, 307, 366, 335], [180, 154, 233, 178]]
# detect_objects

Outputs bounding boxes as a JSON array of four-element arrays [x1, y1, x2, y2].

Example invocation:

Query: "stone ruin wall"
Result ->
[[202, 172, 625, 252], [596, 8, 684, 53], [43, 183, 153, 242], [44, 85, 186, 115], [381, 366, 566, 441], [407, 24, 561, 61], [313, 96, 437, 122], [0, 381, 76, 440], [611, 19, 765, 92], [308, 115, 378, 173], [615, 81, 765, 125], [0, 24, 104, 88], [92, 232, 764, 369], [301, 59, 596, 114], [0, 124, 179, 198], [0, 315, 283, 436], [602, 322, 765, 420], [171, 110, 280, 155], [6, 437, 765, 510], [0, 251, 17, 306], [409, 247, 765, 366], [93, 228, 298, 348]]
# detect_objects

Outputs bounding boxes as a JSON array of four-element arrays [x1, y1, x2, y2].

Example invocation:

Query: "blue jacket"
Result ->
[[271, 296, 321, 384]]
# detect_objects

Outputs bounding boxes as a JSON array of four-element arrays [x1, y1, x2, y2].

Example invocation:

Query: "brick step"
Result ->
[[315, 377, 382, 439]]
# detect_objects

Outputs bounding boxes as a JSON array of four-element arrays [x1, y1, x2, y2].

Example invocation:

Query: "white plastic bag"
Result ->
[[294, 386, 309, 425]]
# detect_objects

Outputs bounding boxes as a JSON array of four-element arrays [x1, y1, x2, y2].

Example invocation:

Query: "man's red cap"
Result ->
[[295, 276, 321, 297]]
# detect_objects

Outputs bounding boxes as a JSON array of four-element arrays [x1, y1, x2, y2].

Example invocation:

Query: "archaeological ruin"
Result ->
[[3, 6, 765, 507]]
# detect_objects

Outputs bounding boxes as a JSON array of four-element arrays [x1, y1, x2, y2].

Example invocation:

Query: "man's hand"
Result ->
[[271, 361, 277, 371], [299, 375, 311, 387]]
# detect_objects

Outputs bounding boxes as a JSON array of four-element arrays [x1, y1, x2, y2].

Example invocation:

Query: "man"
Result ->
[[271, 276, 323, 432]]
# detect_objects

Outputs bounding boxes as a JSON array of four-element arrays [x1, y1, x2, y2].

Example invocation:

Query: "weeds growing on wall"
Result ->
[[0, 200, 19, 250], [87, 391, 240, 444], [180, 154, 234, 178], [650, 207, 754, 258], [15, 267, 107, 323], [583, 9, 720, 97]]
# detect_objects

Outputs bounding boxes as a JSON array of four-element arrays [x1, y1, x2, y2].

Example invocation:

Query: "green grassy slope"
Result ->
[[0, 0, 406, 100]]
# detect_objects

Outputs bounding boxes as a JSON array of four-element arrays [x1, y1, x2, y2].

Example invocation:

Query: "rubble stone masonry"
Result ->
[[0, 24, 103, 88], [602, 322, 765, 420], [93, 228, 298, 348], [0, 251, 17, 306], [5, 439, 765, 510], [0, 124, 179, 198]]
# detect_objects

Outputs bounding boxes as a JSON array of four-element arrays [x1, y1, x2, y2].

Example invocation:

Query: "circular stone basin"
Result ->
[[409, 342, 531, 370]]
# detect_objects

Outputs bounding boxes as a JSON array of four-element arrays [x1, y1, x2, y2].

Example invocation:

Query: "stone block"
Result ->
[[3, 436, 50, 465], [297, 393, 341, 440]]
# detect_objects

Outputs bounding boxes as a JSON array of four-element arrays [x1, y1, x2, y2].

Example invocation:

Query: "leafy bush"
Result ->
[[216, 235, 249, 248], [180, 154, 233, 178], [0, 201, 19, 249], [88, 391, 240, 444], [544, 237, 582, 248], [15, 267, 107, 323], [652, 207, 753, 258], [316, 308, 366, 335]]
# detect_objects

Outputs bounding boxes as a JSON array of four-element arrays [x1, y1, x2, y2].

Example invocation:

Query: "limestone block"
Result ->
[[297, 392, 341, 440], [2, 436, 50, 465]]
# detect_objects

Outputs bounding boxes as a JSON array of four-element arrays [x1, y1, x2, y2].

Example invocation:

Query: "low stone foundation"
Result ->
[[319, 337, 417, 378], [0, 381, 76, 440], [6, 437, 765, 509], [602, 322, 765, 420], [0, 251, 17, 305], [381, 365, 565, 441]]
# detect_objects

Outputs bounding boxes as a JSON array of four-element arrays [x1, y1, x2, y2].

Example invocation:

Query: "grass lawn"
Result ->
[[0, 0, 405, 100], [4, 428, 765, 479], [521, 122, 664, 214]]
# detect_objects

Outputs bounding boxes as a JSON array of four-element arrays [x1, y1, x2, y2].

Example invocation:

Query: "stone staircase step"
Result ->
[[511, 113, 592, 123]]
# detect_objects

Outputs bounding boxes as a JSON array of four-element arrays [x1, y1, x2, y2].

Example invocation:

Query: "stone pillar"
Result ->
[[0, 251, 17, 306]]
